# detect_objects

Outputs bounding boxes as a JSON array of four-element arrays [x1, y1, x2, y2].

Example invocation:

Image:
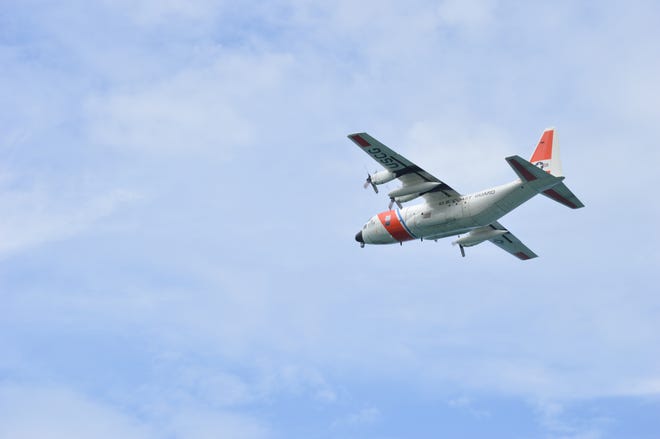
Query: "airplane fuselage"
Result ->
[[356, 179, 538, 245]]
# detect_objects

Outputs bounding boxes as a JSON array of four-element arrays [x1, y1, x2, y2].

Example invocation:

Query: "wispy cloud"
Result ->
[[332, 406, 381, 427], [0, 384, 155, 439], [0, 383, 271, 439], [84, 51, 294, 154], [1, 1, 660, 438], [0, 187, 138, 256]]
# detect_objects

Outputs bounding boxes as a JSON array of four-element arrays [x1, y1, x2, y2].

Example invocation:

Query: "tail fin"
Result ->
[[530, 128, 563, 177], [516, 127, 585, 209]]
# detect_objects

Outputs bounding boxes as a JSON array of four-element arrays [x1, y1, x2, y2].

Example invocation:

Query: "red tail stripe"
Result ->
[[531, 130, 553, 162]]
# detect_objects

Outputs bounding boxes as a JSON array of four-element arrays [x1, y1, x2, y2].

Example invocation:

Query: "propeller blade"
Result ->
[[389, 197, 403, 210], [364, 174, 378, 193]]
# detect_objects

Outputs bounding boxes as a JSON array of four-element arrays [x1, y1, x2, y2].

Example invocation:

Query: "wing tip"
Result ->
[[348, 133, 370, 147], [515, 251, 538, 260]]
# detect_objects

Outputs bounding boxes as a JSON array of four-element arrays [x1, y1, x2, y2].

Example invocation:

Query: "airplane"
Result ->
[[350, 128, 584, 259]]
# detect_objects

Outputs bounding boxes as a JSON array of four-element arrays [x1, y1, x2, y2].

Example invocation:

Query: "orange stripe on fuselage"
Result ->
[[377, 210, 414, 242], [530, 130, 553, 162]]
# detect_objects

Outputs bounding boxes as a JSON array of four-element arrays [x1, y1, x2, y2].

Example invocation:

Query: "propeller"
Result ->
[[388, 197, 403, 210], [453, 235, 466, 257], [364, 174, 378, 193]]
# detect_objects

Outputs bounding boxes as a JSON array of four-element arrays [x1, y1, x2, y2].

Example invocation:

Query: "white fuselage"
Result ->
[[358, 179, 537, 245]]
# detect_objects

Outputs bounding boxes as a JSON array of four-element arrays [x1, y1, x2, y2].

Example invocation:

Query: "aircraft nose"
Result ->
[[355, 230, 364, 243]]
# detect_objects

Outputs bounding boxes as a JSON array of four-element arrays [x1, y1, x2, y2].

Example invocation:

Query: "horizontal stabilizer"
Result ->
[[505, 155, 556, 183], [541, 182, 585, 209], [507, 155, 584, 209]]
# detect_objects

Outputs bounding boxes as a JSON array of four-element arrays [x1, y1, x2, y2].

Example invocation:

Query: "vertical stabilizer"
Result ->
[[530, 128, 563, 177]]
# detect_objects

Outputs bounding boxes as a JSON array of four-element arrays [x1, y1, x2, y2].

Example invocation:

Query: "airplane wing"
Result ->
[[487, 221, 538, 260], [348, 132, 461, 201]]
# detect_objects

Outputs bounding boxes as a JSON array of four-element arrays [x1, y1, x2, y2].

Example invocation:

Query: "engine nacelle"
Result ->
[[453, 229, 507, 247], [388, 181, 442, 198], [370, 170, 397, 185], [393, 193, 420, 204]]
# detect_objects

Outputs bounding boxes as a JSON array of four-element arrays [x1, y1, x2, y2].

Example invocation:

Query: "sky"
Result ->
[[1, 0, 659, 438]]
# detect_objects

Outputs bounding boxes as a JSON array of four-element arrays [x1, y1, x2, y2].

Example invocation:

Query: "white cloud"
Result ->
[[0, 383, 271, 439], [256, 364, 338, 403], [84, 51, 294, 154], [0, 384, 154, 439], [166, 409, 270, 439], [617, 378, 660, 397], [532, 399, 609, 439], [436, 0, 497, 30], [405, 119, 517, 190], [0, 187, 138, 256], [333, 407, 381, 427], [447, 396, 491, 419], [103, 0, 223, 27]]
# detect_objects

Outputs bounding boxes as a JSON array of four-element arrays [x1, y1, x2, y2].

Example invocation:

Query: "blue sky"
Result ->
[[1, 0, 659, 437]]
